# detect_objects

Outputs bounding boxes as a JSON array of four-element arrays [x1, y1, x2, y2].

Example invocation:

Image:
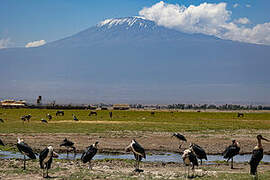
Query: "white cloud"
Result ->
[[234, 17, 250, 24], [246, 4, 251, 8], [139, 1, 270, 45], [25, 40, 46, 48], [233, 3, 239, 8], [0, 38, 10, 49]]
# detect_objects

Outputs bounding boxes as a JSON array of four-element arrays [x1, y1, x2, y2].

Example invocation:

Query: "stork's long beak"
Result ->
[[262, 137, 269, 142], [53, 151, 59, 158]]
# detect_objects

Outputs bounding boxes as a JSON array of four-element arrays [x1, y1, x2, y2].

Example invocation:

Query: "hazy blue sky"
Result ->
[[1, 0, 269, 47]]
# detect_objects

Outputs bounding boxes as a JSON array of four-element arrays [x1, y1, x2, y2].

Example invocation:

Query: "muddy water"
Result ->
[[1, 151, 270, 164]]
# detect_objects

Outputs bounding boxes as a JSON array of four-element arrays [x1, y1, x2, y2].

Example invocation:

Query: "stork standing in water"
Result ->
[[182, 148, 198, 178], [16, 138, 36, 170], [0, 138, 4, 146], [172, 133, 187, 148], [60, 138, 76, 157], [81, 142, 99, 169], [250, 135, 269, 176], [125, 139, 146, 172], [39, 146, 59, 178], [190, 143, 207, 165], [223, 140, 240, 169]]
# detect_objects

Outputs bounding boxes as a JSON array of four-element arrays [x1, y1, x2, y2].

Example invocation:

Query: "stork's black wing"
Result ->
[[81, 145, 97, 163], [60, 139, 74, 147], [17, 142, 36, 159], [223, 145, 240, 160], [0, 138, 4, 146], [132, 141, 146, 159], [39, 147, 49, 169], [173, 133, 187, 142], [250, 149, 263, 175], [192, 144, 207, 160]]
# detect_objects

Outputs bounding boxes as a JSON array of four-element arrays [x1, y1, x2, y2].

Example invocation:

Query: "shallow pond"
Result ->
[[1, 150, 270, 164]]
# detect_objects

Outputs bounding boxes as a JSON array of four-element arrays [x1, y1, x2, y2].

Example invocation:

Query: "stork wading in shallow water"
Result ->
[[190, 143, 207, 165], [182, 148, 198, 178], [60, 138, 76, 157], [223, 140, 240, 169], [172, 133, 187, 149], [126, 139, 146, 172], [249, 135, 269, 176], [39, 146, 59, 178], [81, 142, 99, 169], [16, 138, 36, 170]]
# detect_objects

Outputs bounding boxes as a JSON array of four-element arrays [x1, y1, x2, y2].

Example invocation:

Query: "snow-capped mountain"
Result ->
[[0, 17, 270, 103]]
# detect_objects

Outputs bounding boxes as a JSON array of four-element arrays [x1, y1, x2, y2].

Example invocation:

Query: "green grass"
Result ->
[[0, 108, 270, 133]]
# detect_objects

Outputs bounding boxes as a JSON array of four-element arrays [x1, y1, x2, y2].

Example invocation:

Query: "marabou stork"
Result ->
[[81, 141, 99, 169], [172, 133, 187, 148], [41, 119, 48, 123], [39, 146, 59, 178], [60, 138, 76, 157], [16, 138, 36, 170], [249, 135, 269, 176], [125, 139, 146, 172], [72, 114, 78, 121], [182, 148, 198, 178], [0, 138, 4, 146], [190, 143, 207, 165], [223, 140, 240, 169]]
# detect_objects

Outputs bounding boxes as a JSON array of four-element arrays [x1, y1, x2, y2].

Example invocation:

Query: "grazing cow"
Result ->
[[21, 114, 32, 123], [237, 113, 244, 118], [56, 111, 64, 116], [89, 111, 97, 116], [0, 118, 4, 123]]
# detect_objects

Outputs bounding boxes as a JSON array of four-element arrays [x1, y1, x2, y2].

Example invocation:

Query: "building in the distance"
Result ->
[[0, 99, 27, 107], [113, 104, 130, 110]]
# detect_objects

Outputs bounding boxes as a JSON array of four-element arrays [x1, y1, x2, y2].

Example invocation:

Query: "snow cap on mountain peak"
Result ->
[[97, 16, 149, 28]]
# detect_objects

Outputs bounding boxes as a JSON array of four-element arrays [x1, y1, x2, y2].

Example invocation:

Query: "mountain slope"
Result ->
[[0, 17, 270, 103]]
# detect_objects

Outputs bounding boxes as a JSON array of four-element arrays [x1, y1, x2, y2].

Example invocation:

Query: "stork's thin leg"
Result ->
[[88, 161, 92, 169], [67, 148, 69, 157], [231, 157, 234, 169], [23, 154, 26, 170], [46, 167, 48, 178], [201, 159, 202, 165]]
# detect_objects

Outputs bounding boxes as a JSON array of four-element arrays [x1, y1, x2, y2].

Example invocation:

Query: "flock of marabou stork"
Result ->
[[0, 133, 268, 178], [0, 111, 269, 178]]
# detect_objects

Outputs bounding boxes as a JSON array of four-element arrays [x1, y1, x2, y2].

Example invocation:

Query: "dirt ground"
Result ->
[[1, 130, 270, 155], [1, 158, 270, 180]]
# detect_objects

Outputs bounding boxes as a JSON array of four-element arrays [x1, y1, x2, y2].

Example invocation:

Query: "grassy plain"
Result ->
[[0, 108, 270, 134]]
